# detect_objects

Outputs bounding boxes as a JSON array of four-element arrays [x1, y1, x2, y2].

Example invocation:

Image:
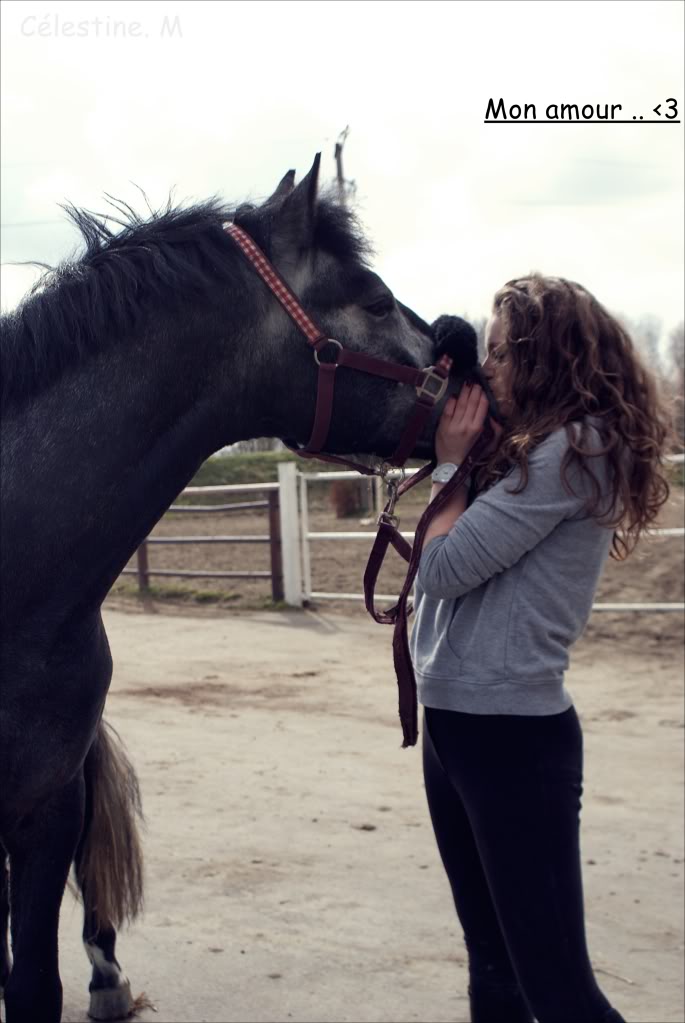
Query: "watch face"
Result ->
[[433, 462, 458, 482]]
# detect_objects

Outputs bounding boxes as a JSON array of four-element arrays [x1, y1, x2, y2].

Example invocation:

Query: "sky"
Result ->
[[1, 0, 683, 353]]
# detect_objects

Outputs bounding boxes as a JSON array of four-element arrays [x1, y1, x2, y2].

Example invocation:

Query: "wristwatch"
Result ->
[[431, 462, 471, 487]]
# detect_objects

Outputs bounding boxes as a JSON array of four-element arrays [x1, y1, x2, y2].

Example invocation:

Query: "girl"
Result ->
[[410, 274, 674, 1023]]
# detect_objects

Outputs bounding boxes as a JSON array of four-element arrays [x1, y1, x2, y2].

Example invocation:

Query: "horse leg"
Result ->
[[3, 774, 85, 1023], [78, 910, 133, 1021], [0, 847, 10, 1007], [73, 720, 143, 1020]]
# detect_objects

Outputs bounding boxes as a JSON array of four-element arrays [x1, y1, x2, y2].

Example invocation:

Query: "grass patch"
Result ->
[[189, 450, 298, 487]]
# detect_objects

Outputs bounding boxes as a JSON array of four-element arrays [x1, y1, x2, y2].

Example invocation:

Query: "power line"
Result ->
[[1, 220, 66, 228]]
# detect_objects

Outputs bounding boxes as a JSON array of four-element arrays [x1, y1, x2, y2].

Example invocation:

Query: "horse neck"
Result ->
[[1, 304, 265, 624]]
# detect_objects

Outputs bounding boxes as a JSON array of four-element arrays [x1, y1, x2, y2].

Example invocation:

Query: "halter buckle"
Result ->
[[416, 367, 449, 403], [376, 469, 406, 529], [378, 511, 400, 529]]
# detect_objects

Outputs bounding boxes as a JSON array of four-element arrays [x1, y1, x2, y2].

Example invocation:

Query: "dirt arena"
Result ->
[[56, 491, 684, 1023]]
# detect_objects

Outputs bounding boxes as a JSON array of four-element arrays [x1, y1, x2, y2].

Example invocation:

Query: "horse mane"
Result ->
[[0, 187, 371, 410]]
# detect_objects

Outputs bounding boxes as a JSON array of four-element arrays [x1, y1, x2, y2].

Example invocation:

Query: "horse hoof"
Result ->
[[88, 979, 134, 1020]]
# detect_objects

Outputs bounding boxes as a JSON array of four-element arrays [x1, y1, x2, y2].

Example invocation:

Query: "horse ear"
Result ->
[[273, 153, 321, 253], [268, 169, 296, 204]]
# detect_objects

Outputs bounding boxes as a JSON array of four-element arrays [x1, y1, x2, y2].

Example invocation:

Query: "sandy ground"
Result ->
[[55, 601, 684, 1023]]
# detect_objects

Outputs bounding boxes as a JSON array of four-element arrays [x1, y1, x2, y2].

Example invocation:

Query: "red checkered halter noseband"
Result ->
[[224, 221, 453, 473]]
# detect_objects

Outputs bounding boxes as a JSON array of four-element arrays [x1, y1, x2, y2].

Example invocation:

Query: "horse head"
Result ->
[[224, 155, 456, 462]]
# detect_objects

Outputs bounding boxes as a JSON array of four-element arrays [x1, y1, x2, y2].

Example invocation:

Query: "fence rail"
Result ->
[[123, 487, 283, 601], [289, 459, 684, 613], [143, 536, 272, 544], [121, 457, 684, 613], [168, 500, 270, 513]]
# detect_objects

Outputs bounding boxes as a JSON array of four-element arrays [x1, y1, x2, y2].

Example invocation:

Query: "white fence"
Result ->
[[277, 459, 685, 613]]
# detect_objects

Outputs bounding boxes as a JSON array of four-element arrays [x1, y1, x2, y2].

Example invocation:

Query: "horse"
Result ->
[[0, 155, 452, 1022]]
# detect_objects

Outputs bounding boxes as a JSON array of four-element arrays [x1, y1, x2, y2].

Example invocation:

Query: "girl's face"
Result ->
[[482, 314, 514, 417]]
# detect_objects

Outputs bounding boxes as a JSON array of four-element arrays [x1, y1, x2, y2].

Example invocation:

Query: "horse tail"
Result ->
[[75, 719, 144, 929]]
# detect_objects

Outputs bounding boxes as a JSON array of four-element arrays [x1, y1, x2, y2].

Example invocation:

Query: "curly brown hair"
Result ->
[[473, 273, 676, 560]]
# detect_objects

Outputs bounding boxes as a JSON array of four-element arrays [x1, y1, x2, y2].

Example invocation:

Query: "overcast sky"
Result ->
[[1, 0, 683, 348]]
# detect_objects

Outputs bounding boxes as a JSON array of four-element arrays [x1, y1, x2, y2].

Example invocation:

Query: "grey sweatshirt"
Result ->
[[409, 419, 616, 715]]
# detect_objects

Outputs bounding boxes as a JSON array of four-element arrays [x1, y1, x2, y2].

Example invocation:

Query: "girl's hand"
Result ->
[[435, 384, 502, 464]]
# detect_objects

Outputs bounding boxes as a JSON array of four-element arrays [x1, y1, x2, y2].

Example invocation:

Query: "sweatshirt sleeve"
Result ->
[[417, 425, 604, 600]]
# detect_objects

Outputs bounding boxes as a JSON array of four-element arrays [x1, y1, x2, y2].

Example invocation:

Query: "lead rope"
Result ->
[[364, 424, 493, 746]]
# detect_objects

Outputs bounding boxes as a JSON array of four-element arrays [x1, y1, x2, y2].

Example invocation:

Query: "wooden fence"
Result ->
[[121, 458, 684, 610], [121, 483, 284, 602]]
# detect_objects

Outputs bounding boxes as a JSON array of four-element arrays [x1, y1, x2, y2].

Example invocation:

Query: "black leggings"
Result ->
[[422, 705, 626, 1023]]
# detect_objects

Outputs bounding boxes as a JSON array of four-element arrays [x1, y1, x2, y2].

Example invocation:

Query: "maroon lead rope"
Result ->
[[364, 426, 493, 746], [224, 220, 489, 747]]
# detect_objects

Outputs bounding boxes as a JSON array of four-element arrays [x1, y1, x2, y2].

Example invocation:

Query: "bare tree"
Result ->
[[618, 315, 683, 449], [666, 321, 684, 378], [632, 314, 664, 376], [664, 321, 684, 448], [618, 313, 668, 381]]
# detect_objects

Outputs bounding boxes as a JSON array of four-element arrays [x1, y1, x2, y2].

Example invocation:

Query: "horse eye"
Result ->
[[365, 297, 395, 318]]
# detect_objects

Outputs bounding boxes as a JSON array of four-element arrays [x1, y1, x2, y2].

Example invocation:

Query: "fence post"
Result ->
[[374, 474, 384, 516], [268, 490, 284, 603], [136, 541, 150, 593], [277, 462, 303, 607]]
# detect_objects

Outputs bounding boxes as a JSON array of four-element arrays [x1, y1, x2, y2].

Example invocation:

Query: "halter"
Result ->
[[224, 222, 453, 474], [224, 221, 491, 747]]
